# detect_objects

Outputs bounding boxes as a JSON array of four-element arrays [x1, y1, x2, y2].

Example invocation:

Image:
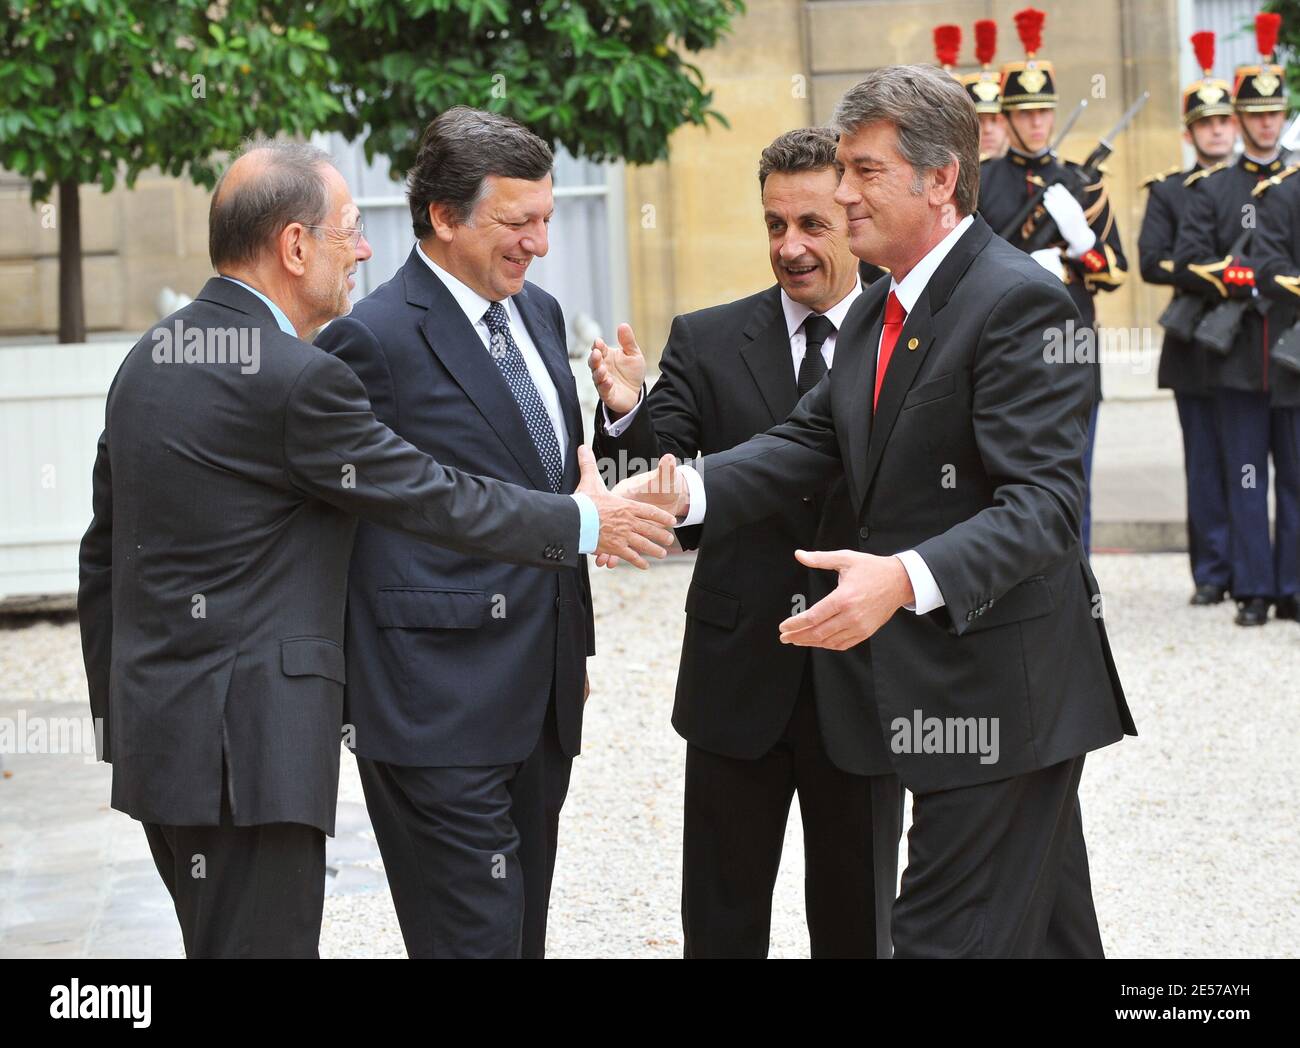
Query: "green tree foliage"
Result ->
[[0, 0, 339, 340], [322, 0, 745, 176], [0, 0, 745, 340]]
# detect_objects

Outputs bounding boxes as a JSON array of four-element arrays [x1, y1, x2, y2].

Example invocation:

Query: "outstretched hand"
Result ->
[[588, 323, 646, 417], [778, 549, 914, 650]]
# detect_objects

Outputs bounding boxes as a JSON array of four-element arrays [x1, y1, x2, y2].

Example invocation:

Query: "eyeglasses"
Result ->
[[302, 222, 367, 248]]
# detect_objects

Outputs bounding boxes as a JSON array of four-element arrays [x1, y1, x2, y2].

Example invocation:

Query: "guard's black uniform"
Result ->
[[1138, 163, 1231, 596], [979, 148, 1128, 548], [1245, 164, 1300, 617], [1174, 154, 1299, 610]]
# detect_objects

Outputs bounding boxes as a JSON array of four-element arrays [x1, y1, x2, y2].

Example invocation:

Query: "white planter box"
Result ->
[[0, 337, 136, 601]]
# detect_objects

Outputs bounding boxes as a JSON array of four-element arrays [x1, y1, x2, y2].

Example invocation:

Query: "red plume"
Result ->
[[975, 19, 998, 66], [1256, 11, 1282, 60], [1015, 7, 1046, 57], [1191, 30, 1216, 75], [934, 25, 962, 67]]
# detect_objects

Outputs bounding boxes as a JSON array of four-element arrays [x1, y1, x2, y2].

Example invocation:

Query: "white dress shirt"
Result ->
[[603, 281, 862, 438], [781, 281, 861, 376], [416, 245, 603, 555], [680, 214, 977, 616], [416, 244, 569, 466]]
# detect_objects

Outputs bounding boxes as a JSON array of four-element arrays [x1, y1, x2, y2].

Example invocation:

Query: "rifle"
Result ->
[[1002, 93, 1150, 251], [1192, 227, 1259, 356], [1272, 319, 1300, 374], [997, 99, 1087, 241], [1158, 293, 1209, 343], [1190, 115, 1300, 355]]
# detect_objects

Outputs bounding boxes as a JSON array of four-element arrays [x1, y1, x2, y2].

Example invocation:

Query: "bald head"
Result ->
[[208, 139, 334, 270]]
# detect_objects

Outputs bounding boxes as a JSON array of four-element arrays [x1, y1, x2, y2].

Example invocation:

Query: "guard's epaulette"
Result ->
[[1140, 164, 1184, 190], [1252, 164, 1300, 198], [1184, 162, 1228, 187]]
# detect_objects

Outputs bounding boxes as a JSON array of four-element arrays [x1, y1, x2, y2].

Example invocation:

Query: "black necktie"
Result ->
[[797, 314, 835, 396]]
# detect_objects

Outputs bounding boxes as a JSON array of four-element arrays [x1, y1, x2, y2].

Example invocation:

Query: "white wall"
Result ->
[[0, 339, 133, 600]]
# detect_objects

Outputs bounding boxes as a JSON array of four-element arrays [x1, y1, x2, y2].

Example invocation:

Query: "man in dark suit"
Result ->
[[587, 127, 899, 958], [1137, 35, 1237, 606], [314, 108, 595, 959], [76, 140, 675, 958], [616, 66, 1136, 958]]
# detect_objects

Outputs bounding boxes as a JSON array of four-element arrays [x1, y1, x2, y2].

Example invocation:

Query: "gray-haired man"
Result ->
[[615, 67, 1135, 957], [77, 139, 674, 958]]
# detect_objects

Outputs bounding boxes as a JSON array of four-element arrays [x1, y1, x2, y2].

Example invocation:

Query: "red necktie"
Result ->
[[874, 290, 907, 409]]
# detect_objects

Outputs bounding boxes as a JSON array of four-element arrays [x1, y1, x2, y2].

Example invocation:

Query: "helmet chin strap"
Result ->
[[1236, 114, 1278, 161], [1006, 111, 1052, 158]]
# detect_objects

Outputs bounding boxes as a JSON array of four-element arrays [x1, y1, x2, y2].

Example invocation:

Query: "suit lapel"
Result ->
[[858, 217, 992, 500], [860, 294, 937, 496], [738, 288, 798, 424], [832, 279, 887, 511], [405, 253, 554, 492]]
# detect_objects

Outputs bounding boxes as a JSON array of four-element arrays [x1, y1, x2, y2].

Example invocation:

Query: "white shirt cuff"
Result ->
[[895, 550, 944, 614], [601, 388, 645, 437], [677, 464, 707, 527]]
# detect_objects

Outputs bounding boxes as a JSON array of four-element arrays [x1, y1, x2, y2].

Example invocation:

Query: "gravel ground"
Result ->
[[3, 554, 1298, 958]]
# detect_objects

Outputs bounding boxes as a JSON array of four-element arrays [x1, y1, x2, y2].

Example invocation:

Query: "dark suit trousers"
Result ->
[[356, 687, 572, 959], [141, 764, 325, 958], [892, 755, 1104, 959], [681, 671, 903, 958]]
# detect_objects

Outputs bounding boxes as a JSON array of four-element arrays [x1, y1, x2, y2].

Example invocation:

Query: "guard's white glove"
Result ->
[[1030, 248, 1066, 280], [1042, 183, 1097, 258]]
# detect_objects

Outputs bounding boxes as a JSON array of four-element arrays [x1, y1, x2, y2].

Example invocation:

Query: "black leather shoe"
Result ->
[[1190, 584, 1228, 606], [1276, 596, 1299, 621], [1234, 597, 1270, 627]]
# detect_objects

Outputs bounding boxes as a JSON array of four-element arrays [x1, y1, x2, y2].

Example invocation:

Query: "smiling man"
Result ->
[[315, 108, 604, 958], [614, 66, 1136, 958], [589, 128, 899, 958]]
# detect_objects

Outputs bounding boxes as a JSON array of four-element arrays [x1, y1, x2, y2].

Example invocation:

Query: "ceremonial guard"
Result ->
[[978, 6, 1128, 551], [961, 19, 1009, 161], [1138, 31, 1237, 606], [1174, 11, 1298, 626], [1247, 131, 1300, 628]]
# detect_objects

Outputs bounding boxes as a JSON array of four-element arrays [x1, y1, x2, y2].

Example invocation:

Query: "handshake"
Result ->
[[575, 445, 689, 570]]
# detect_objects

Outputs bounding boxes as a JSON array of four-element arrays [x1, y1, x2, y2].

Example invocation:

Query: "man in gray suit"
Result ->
[[76, 140, 674, 958]]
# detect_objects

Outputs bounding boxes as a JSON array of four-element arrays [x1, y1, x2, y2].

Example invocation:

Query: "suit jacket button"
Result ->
[[859, 526, 870, 540], [966, 610, 975, 621], [556, 547, 565, 558], [802, 496, 813, 504]]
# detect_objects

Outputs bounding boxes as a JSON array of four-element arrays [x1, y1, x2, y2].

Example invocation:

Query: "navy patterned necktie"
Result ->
[[482, 300, 564, 493]]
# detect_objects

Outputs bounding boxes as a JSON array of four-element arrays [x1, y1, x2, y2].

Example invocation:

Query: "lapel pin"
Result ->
[[907, 337, 919, 350]]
